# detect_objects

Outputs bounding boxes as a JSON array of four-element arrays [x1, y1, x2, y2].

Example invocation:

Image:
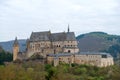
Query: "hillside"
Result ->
[[77, 32, 120, 58], [0, 46, 3, 52], [0, 39, 26, 53]]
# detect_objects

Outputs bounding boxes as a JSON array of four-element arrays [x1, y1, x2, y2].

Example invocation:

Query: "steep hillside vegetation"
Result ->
[[0, 46, 3, 52], [0, 63, 120, 80], [77, 32, 120, 58]]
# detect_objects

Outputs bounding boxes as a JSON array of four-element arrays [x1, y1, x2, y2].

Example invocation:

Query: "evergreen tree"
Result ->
[[0, 50, 13, 65]]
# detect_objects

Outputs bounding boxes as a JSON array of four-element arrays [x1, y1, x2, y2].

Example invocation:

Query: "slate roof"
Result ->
[[76, 52, 113, 58], [29, 31, 76, 42], [13, 37, 19, 45], [30, 31, 51, 41], [47, 53, 72, 57], [66, 32, 76, 41], [47, 52, 113, 58], [51, 32, 66, 41]]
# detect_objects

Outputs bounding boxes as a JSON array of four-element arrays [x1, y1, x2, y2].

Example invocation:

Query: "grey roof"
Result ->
[[30, 31, 51, 41], [47, 52, 113, 58], [47, 53, 72, 57], [51, 32, 76, 41], [76, 52, 113, 58], [29, 31, 76, 42], [66, 32, 76, 41], [13, 37, 19, 45], [51, 32, 66, 41]]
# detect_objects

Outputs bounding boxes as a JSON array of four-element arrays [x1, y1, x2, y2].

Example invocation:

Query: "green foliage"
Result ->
[[45, 64, 58, 80], [76, 34, 85, 39], [0, 50, 13, 65], [89, 32, 108, 38], [0, 62, 120, 80], [0, 62, 46, 80]]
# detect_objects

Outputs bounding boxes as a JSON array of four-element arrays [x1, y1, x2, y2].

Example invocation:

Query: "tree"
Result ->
[[0, 50, 13, 65]]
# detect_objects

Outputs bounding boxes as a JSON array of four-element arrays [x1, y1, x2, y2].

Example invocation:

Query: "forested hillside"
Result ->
[[0, 39, 26, 52], [77, 32, 120, 58], [0, 46, 3, 52]]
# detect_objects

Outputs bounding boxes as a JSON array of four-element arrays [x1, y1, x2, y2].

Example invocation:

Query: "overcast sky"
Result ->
[[0, 0, 120, 42]]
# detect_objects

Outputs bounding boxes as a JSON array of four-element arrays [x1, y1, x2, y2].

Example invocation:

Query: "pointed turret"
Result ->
[[68, 24, 70, 32], [13, 37, 19, 61], [13, 37, 19, 46]]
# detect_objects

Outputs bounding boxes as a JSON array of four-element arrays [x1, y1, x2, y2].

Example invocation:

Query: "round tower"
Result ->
[[13, 37, 19, 61]]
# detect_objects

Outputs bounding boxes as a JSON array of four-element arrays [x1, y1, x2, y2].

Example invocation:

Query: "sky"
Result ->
[[0, 0, 120, 42]]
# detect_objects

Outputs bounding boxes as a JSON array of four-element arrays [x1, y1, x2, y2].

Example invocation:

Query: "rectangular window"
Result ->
[[102, 55, 107, 58]]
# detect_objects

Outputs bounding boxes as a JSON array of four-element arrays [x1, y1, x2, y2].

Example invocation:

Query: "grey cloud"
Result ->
[[0, 0, 120, 41]]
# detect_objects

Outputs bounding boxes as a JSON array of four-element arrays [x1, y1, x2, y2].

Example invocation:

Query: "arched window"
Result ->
[[42, 49, 44, 53], [68, 50, 71, 53], [54, 49, 56, 54]]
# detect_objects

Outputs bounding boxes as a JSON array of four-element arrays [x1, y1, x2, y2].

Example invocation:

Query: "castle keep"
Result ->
[[26, 28, 79, 57]]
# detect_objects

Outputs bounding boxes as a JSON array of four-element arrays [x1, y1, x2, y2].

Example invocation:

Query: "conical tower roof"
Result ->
[[13, 37, 19, 46], [68, 24, 70, 32]]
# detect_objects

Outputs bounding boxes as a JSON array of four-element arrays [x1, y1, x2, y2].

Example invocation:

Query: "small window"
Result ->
[[59, 58, 61, 60], [54, 49, 56, 54], [102, 55, 107, 58], [68, 58, 70, 60], [39, 44, 40, 47], [42, 49, 44, 53], [33, 46, 34, 48], [68, 50, 71, 53]]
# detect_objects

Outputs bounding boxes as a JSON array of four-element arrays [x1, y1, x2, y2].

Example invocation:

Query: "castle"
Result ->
[[13, 27, 79, 60], [26, 27, 79, 58], [13, 27, 114, 67]]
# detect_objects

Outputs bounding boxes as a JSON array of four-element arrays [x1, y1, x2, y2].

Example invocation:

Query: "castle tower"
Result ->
[[13, 37, 19, 61]]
